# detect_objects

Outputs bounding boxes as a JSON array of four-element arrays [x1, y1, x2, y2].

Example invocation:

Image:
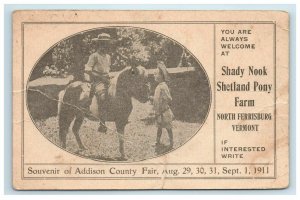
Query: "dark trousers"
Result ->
[[89, 73, 110, 126]]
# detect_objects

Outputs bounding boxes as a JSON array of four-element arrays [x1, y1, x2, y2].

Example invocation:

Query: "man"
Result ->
[[84, 33, 112, 133]]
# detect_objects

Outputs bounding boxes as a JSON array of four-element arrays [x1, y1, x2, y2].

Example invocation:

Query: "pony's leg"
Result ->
[[58, 108, 74, 149], [72, 114, 86, 150], [116, 123, 125, 159], [166, 128, 174, 148], [156, 127, 163, 145], [59, 127, 67, 149], [96, 92, 107, 133]]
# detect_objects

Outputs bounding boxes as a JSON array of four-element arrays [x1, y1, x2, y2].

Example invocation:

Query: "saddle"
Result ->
[[83, 71, 109, 98]]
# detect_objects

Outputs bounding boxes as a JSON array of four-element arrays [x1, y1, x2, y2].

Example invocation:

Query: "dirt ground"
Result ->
[[35, 98, 202, 162]]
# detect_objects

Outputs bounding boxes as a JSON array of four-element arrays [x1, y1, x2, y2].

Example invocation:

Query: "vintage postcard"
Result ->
[[12, 10, 289, 190]]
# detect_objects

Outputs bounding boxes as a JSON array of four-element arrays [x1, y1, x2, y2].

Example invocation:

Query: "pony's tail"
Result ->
[[57, 89, 66, 122], [57, 89, 69, 148], [57, 85, 80, 149], [57, 81, 83, 120]]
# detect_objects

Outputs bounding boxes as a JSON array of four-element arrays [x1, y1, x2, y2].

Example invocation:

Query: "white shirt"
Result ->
[[85, 52, 111, 74]]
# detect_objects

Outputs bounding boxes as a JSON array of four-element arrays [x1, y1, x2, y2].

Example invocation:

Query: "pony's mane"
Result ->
[[108, 66, 147, 97], [108, 67, 131, 97]]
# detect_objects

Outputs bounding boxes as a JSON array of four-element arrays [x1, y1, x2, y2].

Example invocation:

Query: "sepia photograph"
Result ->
[[26, 26, 211, 162]]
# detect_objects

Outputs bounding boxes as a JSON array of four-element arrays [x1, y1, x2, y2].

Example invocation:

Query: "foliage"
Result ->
[[35, 27, 194, 78]]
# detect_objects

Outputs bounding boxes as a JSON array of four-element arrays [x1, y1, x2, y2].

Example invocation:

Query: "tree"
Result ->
[[33, 27, 195, 80]]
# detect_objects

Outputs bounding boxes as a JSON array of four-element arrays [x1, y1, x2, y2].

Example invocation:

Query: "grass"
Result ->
[[35, 98, 202, 162]]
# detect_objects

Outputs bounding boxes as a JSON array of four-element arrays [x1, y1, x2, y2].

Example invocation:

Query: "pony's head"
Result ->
[[113, 66, 150, 103]]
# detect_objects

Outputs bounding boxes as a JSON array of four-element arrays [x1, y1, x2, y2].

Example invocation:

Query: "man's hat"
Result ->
[[92, 33, 112, 42]]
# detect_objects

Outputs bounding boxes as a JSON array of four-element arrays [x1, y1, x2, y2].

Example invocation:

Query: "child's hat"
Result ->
[[92, 33, 111, 41]]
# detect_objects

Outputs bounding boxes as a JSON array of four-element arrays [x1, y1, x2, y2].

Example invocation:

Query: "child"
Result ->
[[153, 61, 174, 148]]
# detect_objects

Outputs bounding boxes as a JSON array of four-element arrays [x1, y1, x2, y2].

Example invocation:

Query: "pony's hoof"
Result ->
[[152, 142, 161, 147], [168, 144, 174, 150]]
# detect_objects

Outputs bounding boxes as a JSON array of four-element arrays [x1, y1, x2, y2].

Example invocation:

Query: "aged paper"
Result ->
[[12, 10, 289, 190]]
